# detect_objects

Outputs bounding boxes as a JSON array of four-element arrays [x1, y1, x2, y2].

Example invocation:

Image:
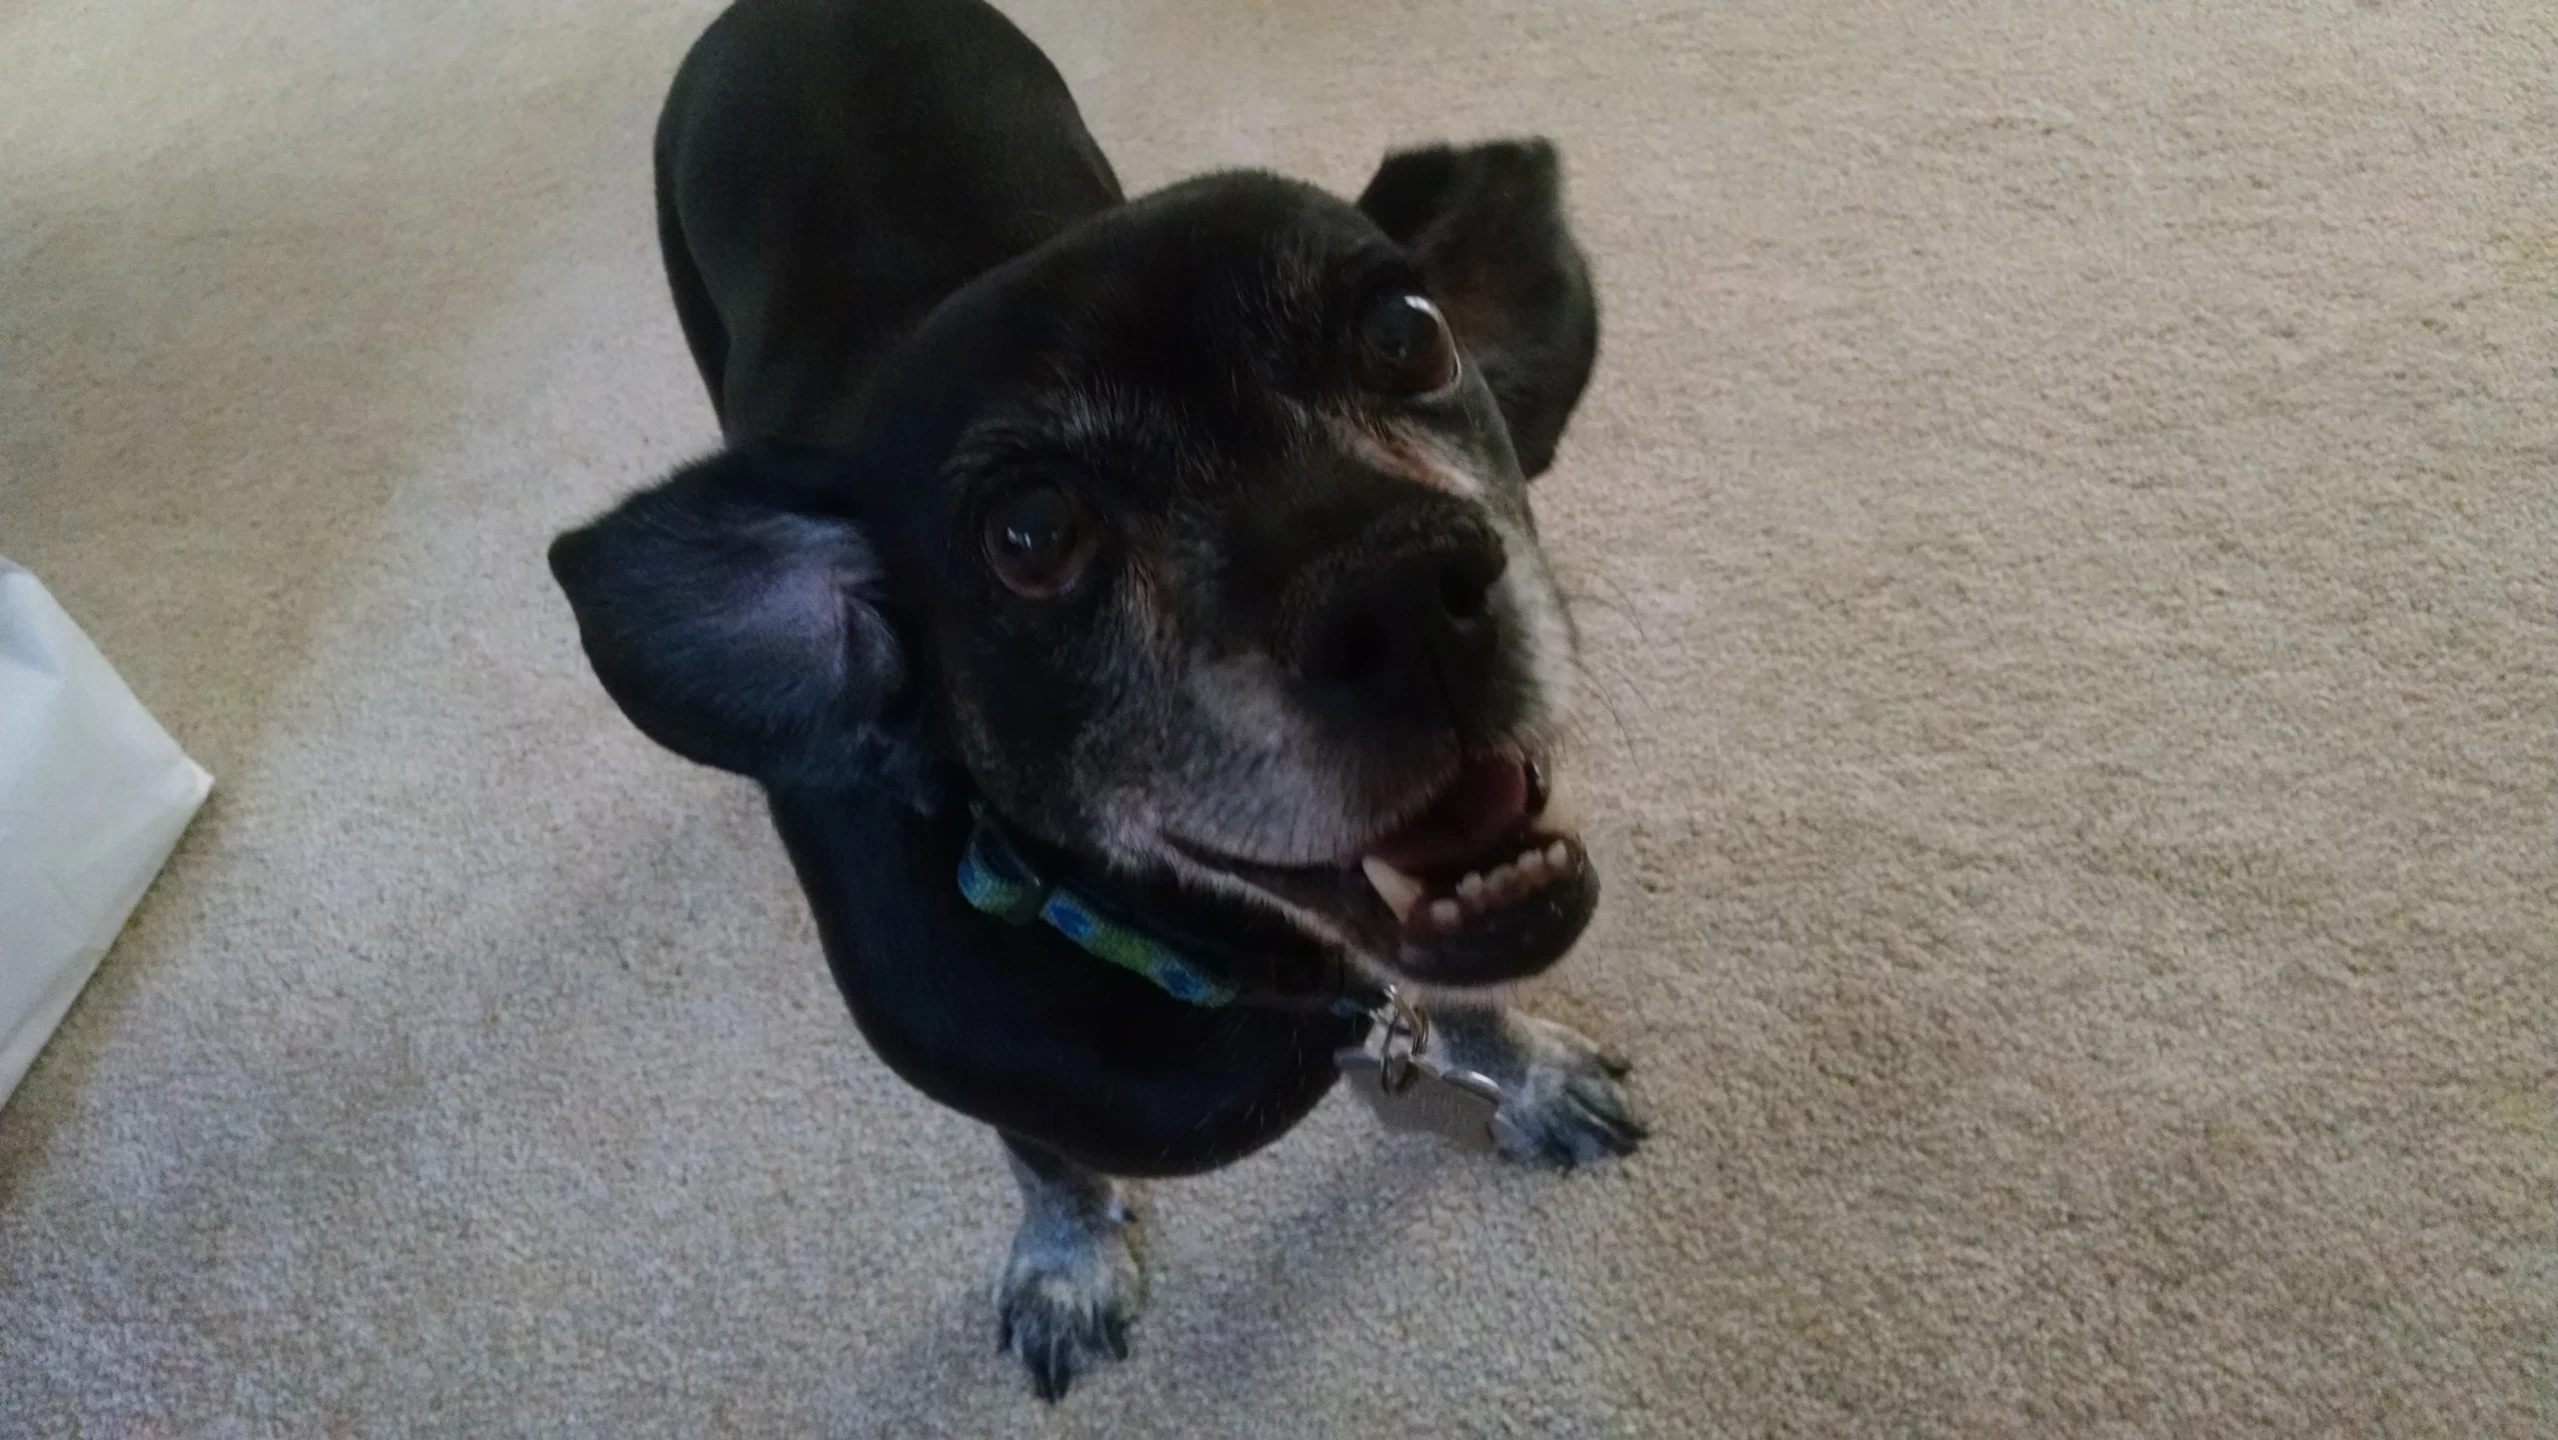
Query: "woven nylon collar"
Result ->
[[956, 806, 1376, 1014]]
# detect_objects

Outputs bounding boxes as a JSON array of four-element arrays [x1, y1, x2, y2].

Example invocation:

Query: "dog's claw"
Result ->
[[1482, 1015, 1648, 1170], [1034, 1337, 1073, 1403], [995, 1207, 1143, 1402], [1552, 1087, 1646, 1164]]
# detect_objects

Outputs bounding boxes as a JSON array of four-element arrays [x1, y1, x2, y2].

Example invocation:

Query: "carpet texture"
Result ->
[[2, 2, 2549, 1435]]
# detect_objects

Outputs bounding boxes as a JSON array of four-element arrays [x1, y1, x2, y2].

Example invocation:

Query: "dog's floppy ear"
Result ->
[[549, 446, 920, 795], [1357, 139, 1599, 478]]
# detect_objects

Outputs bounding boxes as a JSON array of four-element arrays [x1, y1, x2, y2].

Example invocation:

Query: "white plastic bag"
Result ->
[[0, 559, 211, 1105]]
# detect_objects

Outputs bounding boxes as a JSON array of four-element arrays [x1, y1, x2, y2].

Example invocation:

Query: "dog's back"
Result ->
[[655, 0, 1122, 442]]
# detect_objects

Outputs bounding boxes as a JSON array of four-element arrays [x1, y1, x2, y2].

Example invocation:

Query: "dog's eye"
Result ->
[[981, 483, 1102, 598], [1354, 291, 1459, 397]]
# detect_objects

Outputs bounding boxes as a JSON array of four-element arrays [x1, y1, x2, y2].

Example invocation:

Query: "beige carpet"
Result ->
[[2, 1, 2549, 1434]]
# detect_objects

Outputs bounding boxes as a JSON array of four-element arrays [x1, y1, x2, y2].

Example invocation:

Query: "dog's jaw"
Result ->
[[1066, 738, 1597, 993]]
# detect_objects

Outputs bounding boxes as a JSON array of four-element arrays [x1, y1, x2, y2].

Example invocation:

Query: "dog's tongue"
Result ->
[[1365, 753, 1529, 872]]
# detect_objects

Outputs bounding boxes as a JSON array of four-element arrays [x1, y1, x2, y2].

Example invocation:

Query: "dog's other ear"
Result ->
[[549, 447, 918, 795], [1357, 139, 1599, 478]]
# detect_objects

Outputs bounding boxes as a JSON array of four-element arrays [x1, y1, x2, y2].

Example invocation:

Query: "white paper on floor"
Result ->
[[0, 559, 212, 1106]]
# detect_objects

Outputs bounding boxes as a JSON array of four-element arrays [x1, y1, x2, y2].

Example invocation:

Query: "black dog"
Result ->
[[550, 0, 1640, 1400]]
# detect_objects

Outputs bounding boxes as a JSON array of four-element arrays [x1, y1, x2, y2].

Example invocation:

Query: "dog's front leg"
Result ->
[[1429, 1006, 1646, 1168], [994, 1134, 1143, 1401]]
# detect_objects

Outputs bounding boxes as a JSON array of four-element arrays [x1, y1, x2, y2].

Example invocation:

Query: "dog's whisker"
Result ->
[[1552, 571, 1648, 647], [1563, 651, 1642, 772]]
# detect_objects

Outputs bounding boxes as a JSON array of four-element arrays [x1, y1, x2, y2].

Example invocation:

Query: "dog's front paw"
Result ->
[[995, 1198, 1143, 1402], [1484, 1015, 1646, 1169]]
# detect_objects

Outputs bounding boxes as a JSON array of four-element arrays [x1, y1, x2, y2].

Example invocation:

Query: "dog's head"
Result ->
[[552, 142, 1602, 989]]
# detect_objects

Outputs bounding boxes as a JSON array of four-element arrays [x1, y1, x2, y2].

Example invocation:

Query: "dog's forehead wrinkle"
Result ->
[[993, 376, 1163, 457], [947, 379, 1230, 529]]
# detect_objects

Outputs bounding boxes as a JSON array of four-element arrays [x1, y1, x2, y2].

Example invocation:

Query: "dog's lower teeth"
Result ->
[[1364, 832, 1589, 936]]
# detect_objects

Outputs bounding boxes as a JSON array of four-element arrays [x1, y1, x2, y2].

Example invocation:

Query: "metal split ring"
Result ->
[[1374, 986, 1430, 1095]]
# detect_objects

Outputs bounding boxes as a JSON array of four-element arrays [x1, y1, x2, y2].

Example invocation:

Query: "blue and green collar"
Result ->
[[957, 807, 1245, 1006], [956, 806, 1377, 1015]]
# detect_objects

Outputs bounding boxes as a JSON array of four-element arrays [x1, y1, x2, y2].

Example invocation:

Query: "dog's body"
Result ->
[[657, 0, 1121, 445], [555, 0, 1638, 1399]]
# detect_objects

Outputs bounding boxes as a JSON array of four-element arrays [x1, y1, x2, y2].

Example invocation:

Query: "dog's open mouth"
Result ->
[[1172, 749, 1598, 987]]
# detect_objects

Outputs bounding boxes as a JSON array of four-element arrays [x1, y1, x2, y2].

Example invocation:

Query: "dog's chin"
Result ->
[[1163, 751, 1599, 990]]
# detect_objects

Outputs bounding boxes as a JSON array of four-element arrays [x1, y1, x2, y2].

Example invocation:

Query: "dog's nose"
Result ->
[[1287, 508, 1510, 717]]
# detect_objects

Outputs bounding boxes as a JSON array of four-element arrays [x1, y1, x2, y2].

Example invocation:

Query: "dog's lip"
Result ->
[[1167, 746, 1550, 875], [1362, 752, 1532, 872], [1163, 748, 1594, 986]]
